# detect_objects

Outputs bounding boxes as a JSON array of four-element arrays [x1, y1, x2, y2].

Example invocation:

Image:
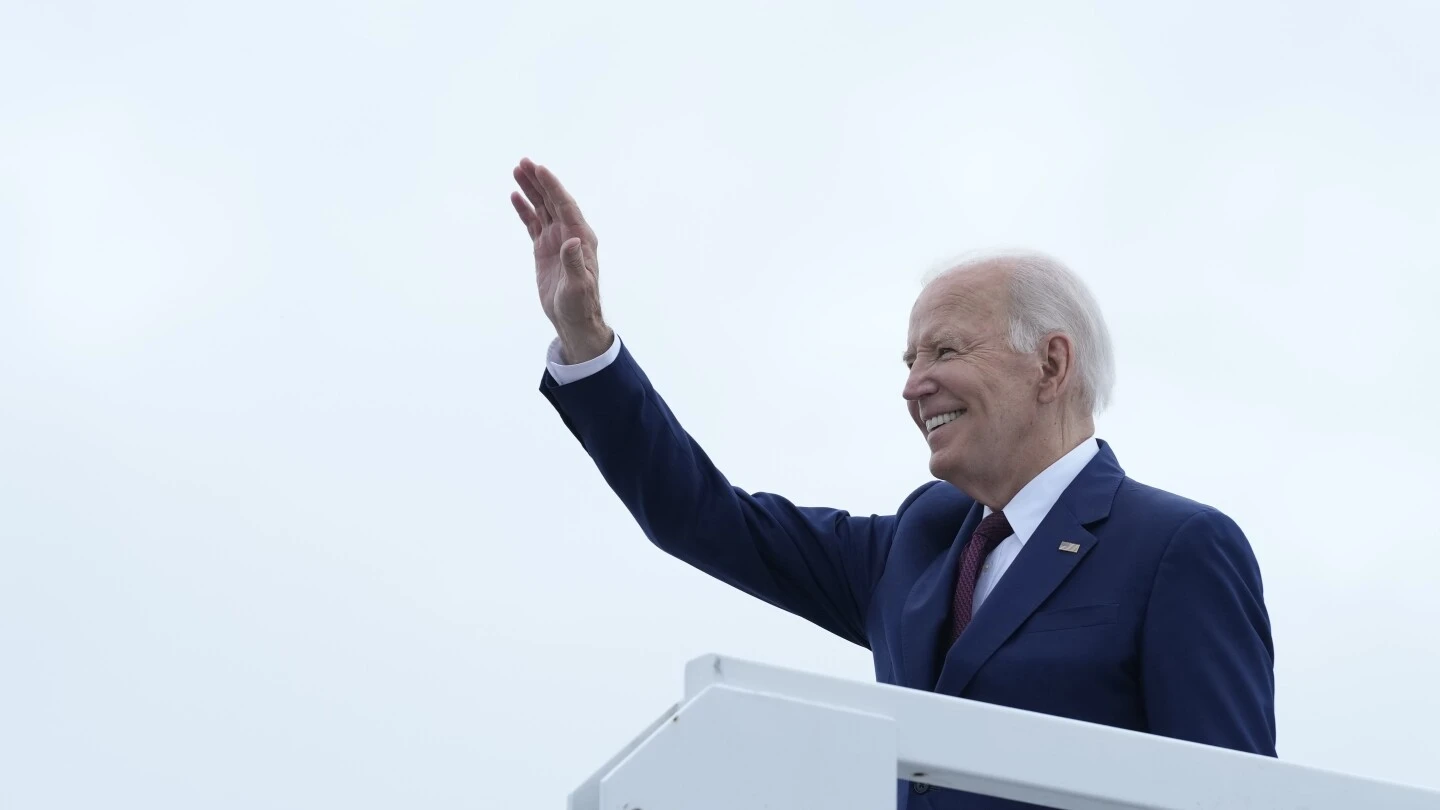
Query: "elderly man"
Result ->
[[511, 159, 1275, 809]]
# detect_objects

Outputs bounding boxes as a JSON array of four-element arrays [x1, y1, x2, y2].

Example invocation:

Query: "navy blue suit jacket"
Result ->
[[542, 343, 1276, 809]]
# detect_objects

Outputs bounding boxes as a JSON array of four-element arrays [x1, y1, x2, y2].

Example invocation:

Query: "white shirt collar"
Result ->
[[982, 437, 1101, 544]]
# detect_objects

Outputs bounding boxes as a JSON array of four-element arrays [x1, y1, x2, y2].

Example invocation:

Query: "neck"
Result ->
[[963, 411, 1095, 511]]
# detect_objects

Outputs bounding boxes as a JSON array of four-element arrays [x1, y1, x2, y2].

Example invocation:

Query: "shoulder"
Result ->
[[1111, 477, 1243, 537], [1111, 478, 1259, 575], [886, 480, 976, 544], [896, 479, 973, 517], [898, 479, 946, 511]]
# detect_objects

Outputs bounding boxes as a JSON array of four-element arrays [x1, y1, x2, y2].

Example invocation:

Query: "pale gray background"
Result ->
[[2, 1, 1437, 807]]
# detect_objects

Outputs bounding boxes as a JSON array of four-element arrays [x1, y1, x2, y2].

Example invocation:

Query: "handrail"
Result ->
[[568, 654, 1440, 810]]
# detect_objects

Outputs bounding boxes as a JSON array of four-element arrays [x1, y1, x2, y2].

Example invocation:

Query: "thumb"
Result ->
[[561, 238, 588, 278]]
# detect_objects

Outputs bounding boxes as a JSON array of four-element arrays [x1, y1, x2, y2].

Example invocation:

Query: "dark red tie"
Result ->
[[951, 511, 1013, 644]]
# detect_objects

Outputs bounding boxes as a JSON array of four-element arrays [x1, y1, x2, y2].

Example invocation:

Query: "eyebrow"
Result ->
[[902, 329, 968, 364]]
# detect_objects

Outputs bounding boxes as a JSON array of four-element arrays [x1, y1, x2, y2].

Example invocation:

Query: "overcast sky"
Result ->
[[3, 1, 1438, 807]]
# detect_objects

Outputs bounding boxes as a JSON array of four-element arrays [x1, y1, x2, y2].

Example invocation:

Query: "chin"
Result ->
[[928, 445, 976, 488], [927, 451, 958, 483]]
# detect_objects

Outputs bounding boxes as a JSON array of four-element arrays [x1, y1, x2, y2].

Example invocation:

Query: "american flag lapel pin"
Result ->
[[1058, 541, 1081, 553]]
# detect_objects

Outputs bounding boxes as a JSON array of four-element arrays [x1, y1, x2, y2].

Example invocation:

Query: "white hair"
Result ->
[[924, 250, 1116, 414]]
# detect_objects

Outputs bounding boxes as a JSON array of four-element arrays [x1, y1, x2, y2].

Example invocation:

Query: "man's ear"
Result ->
[[1036, 333, 1075, 405]]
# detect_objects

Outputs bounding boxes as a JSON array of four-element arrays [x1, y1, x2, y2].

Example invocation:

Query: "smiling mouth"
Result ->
[[925, 410, 967, 433]]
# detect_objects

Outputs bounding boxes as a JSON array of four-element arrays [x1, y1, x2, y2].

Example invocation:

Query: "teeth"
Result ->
[[925, 410, 965, 432]]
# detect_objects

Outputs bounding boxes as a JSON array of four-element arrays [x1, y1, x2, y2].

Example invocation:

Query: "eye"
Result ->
[[937, 347, 957, 359]]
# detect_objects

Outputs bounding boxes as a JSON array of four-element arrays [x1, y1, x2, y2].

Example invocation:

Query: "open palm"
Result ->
[[510, 158, 601, 332]]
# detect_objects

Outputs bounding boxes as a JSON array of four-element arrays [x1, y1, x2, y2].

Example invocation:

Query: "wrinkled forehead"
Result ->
[[906, 266, 1010, 344]]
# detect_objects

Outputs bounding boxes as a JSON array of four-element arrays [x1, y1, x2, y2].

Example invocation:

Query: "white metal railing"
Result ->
[[569, 654, 1440, 810]]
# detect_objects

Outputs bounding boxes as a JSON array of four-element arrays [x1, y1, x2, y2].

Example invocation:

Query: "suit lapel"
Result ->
[[933, 441, 1126, 697], [934, 512, 1096, 695], [899, 501, 984, 691]]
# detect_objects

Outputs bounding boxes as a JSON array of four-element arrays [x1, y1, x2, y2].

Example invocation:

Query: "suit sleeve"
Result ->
[[540, 342, 924, 648], [1140, 508, 1277, 756]]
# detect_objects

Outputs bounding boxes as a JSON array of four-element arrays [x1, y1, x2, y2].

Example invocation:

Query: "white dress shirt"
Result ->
[[545, 334, 1100, 615], [546, 334, 623, 385]]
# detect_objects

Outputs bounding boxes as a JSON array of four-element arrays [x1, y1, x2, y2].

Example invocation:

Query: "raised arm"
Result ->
[[512, 159, 918, 645]]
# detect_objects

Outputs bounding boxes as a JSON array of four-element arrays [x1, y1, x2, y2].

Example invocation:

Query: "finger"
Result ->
[[514, 164, 550, 224], [510, 192, 541, 239], [513, 164, 551, 225], [519, 159, 553, 217], [535, 164, 587, 228], [561, 237, 590, 279]]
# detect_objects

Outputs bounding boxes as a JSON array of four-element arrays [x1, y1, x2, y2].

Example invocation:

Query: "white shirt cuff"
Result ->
[[546, 333, 622, 385]]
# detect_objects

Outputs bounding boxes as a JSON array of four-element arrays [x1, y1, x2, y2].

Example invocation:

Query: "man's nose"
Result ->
[[902, 367, 936, 402]]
